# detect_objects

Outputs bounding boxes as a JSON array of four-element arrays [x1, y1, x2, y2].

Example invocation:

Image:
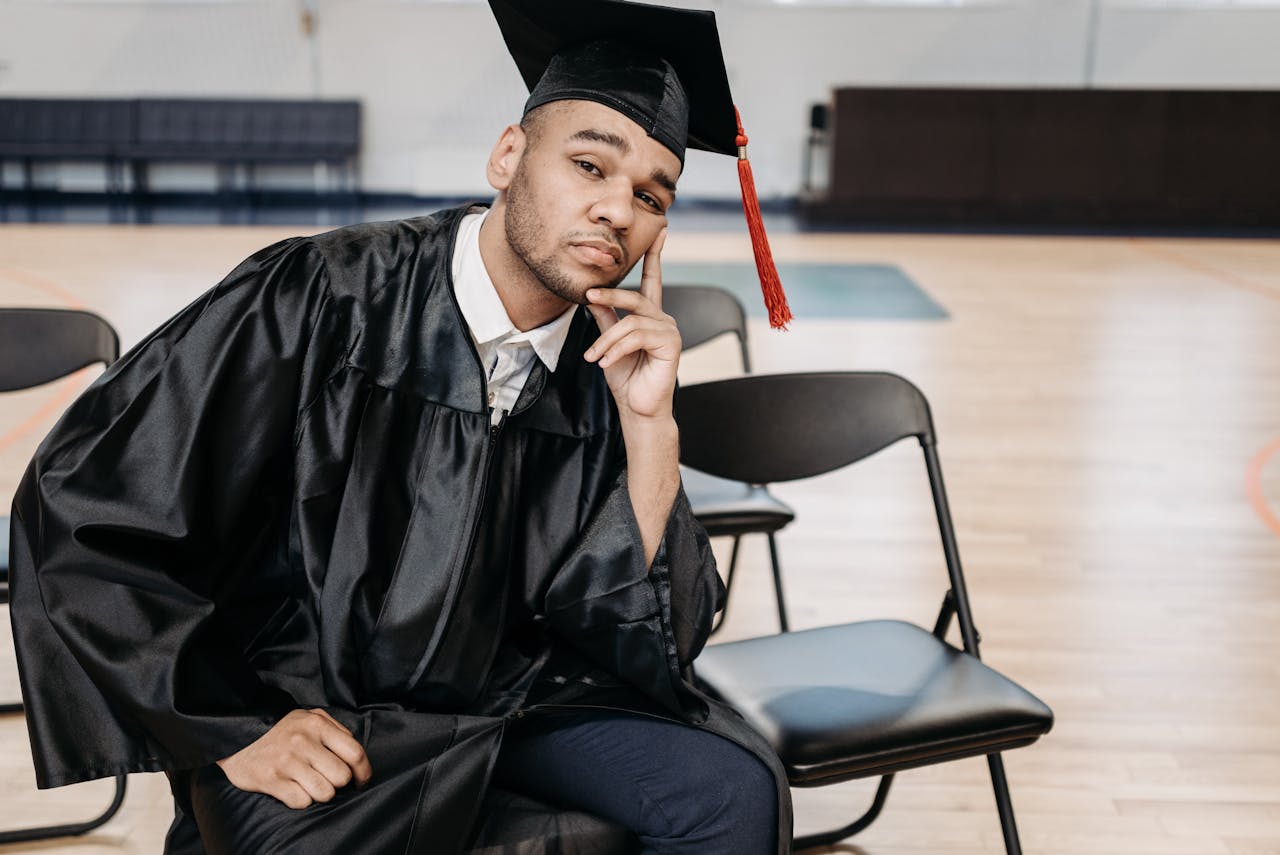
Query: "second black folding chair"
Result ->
[[662, 285, 796, 633], [678, 372, 1054, 854]]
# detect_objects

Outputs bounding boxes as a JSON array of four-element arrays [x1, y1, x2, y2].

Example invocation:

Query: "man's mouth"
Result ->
[[569, 239, 623, 267]]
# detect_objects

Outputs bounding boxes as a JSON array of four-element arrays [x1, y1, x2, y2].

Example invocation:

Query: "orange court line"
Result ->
[[1127, 239, 1280, 304], [1246, 437, 1280, 538], [0, 267, 85, 309], [1125, 242, 1280, 539]]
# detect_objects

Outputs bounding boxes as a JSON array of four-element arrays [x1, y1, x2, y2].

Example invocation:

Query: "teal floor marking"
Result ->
[[625, 262, 948, 320]]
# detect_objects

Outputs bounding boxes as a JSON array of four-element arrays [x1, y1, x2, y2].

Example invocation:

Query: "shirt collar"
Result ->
[[452, 206, 578, 372]]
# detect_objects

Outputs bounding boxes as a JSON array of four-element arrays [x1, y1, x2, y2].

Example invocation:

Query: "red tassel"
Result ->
[[735, 107, 792, 330]]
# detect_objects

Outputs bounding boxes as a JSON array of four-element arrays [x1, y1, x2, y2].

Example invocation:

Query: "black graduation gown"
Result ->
[[7, 205, 794, 854]]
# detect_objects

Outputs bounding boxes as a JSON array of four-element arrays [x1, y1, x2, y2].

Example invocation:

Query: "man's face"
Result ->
[[501, 100, 681, 305]]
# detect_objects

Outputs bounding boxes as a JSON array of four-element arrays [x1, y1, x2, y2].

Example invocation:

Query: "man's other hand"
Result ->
[[216, 708, 372, 809], [583, 228, 681, 421]]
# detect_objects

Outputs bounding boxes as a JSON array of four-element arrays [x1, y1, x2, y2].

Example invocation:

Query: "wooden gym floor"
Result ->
[[1, 219, 1278, 853]]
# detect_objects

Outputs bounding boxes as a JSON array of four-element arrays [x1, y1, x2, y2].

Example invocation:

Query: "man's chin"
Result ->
[[543, 267, 626, 305]]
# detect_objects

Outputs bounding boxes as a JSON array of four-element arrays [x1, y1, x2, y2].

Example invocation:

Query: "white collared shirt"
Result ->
[[451, 208, 577, 424]]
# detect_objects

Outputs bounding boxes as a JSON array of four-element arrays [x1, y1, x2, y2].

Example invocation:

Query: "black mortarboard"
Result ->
[[489, 0, 793, 329]]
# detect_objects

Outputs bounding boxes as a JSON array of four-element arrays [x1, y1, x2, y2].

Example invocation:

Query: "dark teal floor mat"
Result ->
[[625, 261, 948, 320]]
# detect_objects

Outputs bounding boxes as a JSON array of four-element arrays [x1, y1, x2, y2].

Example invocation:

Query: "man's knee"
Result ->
[[659, 736, 777, 849], [496, 713, 779, 852]]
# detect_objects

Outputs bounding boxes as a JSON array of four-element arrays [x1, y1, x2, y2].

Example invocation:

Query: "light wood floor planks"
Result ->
[[2, 222, 1279, 853]]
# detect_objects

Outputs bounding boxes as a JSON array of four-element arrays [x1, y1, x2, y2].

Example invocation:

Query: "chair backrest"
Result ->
[[621, 284, 751, 372], [661, 285, 751, 372], [673, 372, 935, 485], [676, 370, 981, 654], [0, 308, 120, 392]]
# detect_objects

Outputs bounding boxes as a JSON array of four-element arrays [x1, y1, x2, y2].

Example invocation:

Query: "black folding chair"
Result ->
[[0, 306, 128, 845], [661, 285, 796, 633], [678, 372, 1054, 853]]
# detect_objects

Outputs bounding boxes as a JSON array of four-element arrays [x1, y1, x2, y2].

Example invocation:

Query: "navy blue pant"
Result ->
[[493, 711, 778, 855]]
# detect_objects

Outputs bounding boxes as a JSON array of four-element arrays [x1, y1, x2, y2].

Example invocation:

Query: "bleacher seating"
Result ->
[[0, 99, 134, 193], [0, 97, 360, 196]]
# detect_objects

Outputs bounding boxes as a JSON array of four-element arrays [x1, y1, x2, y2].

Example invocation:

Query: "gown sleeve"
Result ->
[[541, 461, 724, 721], [8, 237, 338, 788]]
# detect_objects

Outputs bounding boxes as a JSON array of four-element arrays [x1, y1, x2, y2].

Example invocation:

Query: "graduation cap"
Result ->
[[489, 0, 793, 330]]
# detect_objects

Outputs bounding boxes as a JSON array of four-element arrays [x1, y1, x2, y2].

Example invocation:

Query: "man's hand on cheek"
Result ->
[[217, 708, 373, 809], [583, 228, 681, 421]]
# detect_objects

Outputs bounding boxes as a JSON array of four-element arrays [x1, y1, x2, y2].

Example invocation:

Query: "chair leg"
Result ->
[[988, 753, 1025, 855], [766, 533, 790, 633], [712, 532, 790, 635], [1, 613, 20, 710], [0, 704, 128, 843], [0, 773, 127, 845], [792, 774, 894, 850], [710, 535, 742, 635]]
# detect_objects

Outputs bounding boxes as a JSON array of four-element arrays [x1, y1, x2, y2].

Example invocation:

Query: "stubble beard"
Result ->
[[504, 163, 630, 305]]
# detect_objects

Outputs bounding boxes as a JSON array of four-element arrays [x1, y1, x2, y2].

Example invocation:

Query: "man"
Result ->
[[9, 1, 793, 852]]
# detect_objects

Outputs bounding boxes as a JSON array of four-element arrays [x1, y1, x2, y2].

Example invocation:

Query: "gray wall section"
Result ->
[[2, 0, 1278, 199]]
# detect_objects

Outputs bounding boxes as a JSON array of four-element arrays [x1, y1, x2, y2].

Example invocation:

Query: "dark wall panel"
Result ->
[[802, 88, 1280, 228]]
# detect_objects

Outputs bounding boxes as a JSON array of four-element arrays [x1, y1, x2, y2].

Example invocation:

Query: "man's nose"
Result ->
[[588, 181, 634, 232]]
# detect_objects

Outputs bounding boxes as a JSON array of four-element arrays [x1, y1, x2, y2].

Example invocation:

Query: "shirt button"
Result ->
[[488, 391, 496, 404]]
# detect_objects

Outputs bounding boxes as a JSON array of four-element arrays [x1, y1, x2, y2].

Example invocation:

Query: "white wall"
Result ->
[[2, 0, 1278, 200]]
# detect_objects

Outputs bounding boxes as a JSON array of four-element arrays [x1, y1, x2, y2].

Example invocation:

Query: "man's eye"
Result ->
[[576, 160, 601, 176], [636, 192, 664, 213]]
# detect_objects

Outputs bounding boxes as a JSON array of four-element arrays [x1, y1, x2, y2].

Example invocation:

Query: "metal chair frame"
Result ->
[[677, 371, 1051, 853]]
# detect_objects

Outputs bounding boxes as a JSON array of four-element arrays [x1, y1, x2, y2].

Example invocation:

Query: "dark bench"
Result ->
[[0, 97, 360, 197], [0, 99, 135, 194], [130, 98, 360, 194]]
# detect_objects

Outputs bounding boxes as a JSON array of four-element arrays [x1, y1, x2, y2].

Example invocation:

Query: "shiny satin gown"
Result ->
[[8, 205, 793, 854]]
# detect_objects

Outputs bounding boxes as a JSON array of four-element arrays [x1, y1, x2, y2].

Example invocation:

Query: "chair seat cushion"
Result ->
[[694, 620, 1053, 785], [680, 467, 795, 537], [467, 787, 639, 854]]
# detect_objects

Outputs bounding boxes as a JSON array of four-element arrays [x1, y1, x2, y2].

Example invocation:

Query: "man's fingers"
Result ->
[[307, 707, 371, 785], [586, 287, 663, 319], [310, 747, 355, 789], [286, 759, 338, 804], [308, 708, 354, 736], [319, 726, 373, 786], [585, 315, 671, 363], [218, 708, 373, 808], [598, 329, 675, 369], [274, 781, 314, 811], [639, 228, 667, 309], [350, 750, 374, 787], [585, 302, 619, 334]]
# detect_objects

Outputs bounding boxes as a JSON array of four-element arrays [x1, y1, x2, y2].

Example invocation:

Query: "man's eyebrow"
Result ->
[[650, 168, 678, 197], [569, 128, 631, 154]]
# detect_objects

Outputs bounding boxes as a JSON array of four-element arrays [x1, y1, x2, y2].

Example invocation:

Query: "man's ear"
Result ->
[[487, 124, 527, 192]]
